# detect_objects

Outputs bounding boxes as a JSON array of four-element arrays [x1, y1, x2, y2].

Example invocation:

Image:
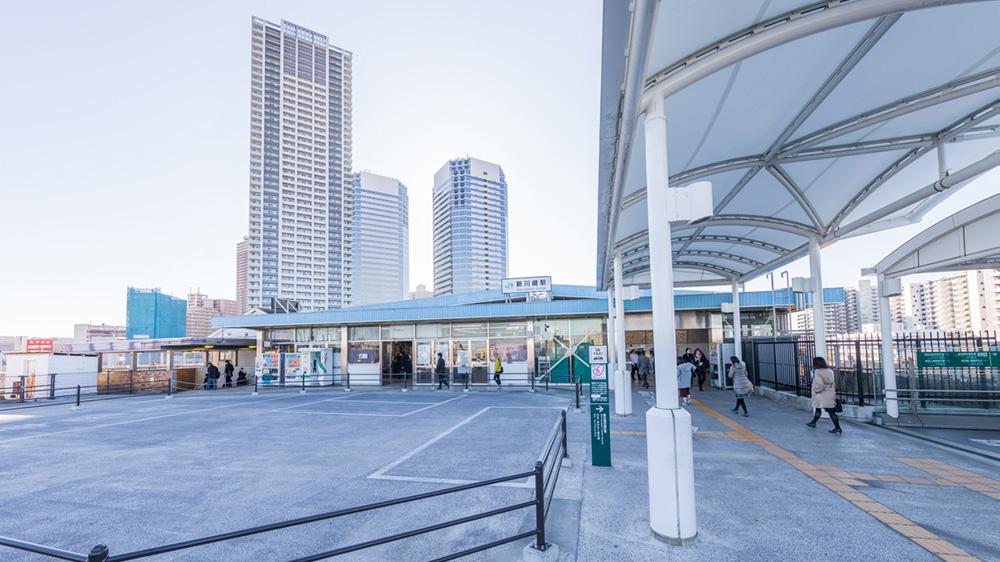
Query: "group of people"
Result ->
[[204, 360, 248, 390], [433, 353, 505, 389]]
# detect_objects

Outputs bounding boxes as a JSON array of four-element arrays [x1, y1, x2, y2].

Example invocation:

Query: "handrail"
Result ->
[[0, 406, 571, 561]]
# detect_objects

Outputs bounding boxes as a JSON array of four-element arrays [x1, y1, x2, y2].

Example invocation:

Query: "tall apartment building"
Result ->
[[73, 323, 126, 342], [351, 172, 409, 306], [432, 157, 508, 296], [844, 280, 880, 332], [247, 17, 353, 312], [186, 293, 239, 338], [789, 302, 848, 335], [126, 288, 186, 340], [236, 236, 250, 314]]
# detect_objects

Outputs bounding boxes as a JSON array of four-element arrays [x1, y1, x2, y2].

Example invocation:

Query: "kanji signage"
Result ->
[[589, 349, 611, 467], [501, 276, 552, 294]]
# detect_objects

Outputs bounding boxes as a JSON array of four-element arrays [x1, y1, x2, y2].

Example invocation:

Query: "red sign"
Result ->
[[26, 339, 53, 353]]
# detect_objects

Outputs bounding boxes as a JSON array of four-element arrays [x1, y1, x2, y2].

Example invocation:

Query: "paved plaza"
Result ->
[[2, 383, 999, 561]]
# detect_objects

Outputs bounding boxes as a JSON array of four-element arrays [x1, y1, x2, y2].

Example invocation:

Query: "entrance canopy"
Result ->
[[598, 0, 1000, 289], [873, 192, 1000, 277]]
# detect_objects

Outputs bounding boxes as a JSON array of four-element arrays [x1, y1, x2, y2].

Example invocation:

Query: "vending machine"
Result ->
[[306, 349, 333, 385], [284, 353, 304, 386], [256, 352, 281, 386]]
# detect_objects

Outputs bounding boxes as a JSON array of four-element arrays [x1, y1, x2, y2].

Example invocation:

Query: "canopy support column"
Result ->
[[732, 279, 742, 361], [877, 274, 899, 418], [643, 99, 697, 546], [809, 237, 827, 360], [614, 253, 632, 416]]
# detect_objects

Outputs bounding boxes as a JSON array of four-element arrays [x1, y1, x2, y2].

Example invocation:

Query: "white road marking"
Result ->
[[269, 395, 467, 417], [369, 407, 492, 480], [0, 395, 298, 444]]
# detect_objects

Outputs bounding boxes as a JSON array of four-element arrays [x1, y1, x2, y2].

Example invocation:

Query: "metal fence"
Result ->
[[743, 331, 1000, 408], [0, 411, 570, 561]]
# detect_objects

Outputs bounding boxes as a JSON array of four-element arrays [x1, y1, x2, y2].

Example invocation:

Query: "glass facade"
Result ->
[[352, 172, 409, 306], [432, 157, 508, 296]]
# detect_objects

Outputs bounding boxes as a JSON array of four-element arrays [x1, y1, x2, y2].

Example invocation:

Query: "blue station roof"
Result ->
[[213, 285, 844, 329]]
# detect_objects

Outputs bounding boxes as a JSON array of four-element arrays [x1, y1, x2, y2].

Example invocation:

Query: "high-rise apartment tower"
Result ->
[[247, 17, 353, 311], [236, 236, 249, 314], [351, 172, 409, 306], [432, 157, 508, 296]]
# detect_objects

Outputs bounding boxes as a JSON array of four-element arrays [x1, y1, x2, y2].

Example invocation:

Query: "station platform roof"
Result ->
[[213, 285, 844, 329], [598, 0, 1000, 289]]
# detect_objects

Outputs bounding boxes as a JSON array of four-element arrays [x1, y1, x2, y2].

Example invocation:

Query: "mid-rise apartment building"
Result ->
[[247, 17, 354, 312], [186, 293, 239, 338], [432, 157, 508, 296], [351, 172, 409, 306], [73, 323, 126, 342]]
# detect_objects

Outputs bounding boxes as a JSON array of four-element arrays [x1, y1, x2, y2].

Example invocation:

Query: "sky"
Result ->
[[0, 0, 997, 338]]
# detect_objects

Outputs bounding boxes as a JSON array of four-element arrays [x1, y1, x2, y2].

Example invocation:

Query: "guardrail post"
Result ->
[[534, 460, 547, 550], [574, 372, 582, 413], [252, 375, 259, 396], [530, 369, 536, 392], [855, 339, 865, 406], [49, 374, 56, 400], [300, 373, 307, 394], [73, 385, 81, 409], [87, 544, 109, 561], [561, 410, 569, 460], [19, 376, 26, 403], [345, 370, 351, 392]]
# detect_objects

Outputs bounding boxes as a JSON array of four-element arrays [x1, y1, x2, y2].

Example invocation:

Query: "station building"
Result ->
[[213, 285, 844, 387]]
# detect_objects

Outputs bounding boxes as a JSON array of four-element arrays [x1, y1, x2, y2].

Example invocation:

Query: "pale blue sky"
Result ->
[[1, 1, 996, 337]]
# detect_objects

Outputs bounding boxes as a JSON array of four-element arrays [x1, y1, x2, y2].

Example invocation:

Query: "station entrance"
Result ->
[[381, 340, 413, 385]]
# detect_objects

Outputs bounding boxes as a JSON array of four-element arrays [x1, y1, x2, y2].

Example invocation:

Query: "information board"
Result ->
[[916, 351, 1000, 369]]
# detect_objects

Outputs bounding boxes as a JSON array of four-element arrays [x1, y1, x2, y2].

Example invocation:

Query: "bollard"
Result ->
[[71, 385, 82, 410], [574, 373, 582, 413], [87, 544, 109, 562], [19, 375, 26, 403], [252, 375, 259, 396], [530, 370, 536, 392], [345, 370, 351, 392], [300, 374, 307, 394], [49, 373, 57, 400]]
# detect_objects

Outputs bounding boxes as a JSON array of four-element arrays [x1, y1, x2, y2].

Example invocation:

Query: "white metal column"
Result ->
[[732, 279, 742, 361], [614, 253, 632, 416], [643, 99, 697, 545], [877, 274, 899, 418], [809, 237, 827, 360]]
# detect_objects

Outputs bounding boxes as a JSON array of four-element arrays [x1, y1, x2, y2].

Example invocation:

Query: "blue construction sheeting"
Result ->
[[214, 285, 844, 329]]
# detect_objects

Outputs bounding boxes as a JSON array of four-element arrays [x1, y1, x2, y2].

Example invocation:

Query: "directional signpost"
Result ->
[[589, 346, 611, 467], [917, 351, 1000, 369]]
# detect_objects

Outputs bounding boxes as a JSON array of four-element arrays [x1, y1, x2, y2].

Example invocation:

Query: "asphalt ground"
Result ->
[[2, 382, 1000, 561]]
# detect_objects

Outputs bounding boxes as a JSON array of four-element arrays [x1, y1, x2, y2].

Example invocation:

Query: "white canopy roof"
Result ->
[[597, 0, 1000, 288], [873, 192, 1000, 277]]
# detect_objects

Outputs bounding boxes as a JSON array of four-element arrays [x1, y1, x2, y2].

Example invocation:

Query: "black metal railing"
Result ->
[[744, 331, 1000, 406], [0, 410, 570, 561]]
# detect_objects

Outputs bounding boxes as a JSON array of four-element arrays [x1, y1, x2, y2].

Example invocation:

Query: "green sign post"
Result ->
[[589, 346, 611, 467], [916, 351, 1000, 369]]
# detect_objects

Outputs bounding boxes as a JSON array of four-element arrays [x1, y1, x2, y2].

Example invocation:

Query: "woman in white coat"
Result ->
[[806, 357, 842, 434]]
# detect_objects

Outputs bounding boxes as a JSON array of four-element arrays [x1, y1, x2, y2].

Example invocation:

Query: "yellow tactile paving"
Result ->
[[688, 398, 982, 561]]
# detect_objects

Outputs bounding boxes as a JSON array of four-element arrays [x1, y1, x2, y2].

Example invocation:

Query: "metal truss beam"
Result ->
[[673, 250, 764, 267], [779, 67, 1000, 156], [766, 165, 825, 231], [673, 215, 817, 237], [673, 235, 789, 254]]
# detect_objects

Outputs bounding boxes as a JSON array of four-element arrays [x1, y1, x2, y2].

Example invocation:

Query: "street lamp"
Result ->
[[780, 271, 791, 334], [765, 272, 777, 337]]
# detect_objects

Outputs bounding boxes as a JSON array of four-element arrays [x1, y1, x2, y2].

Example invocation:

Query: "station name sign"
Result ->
[[501, 276, 552, 294]]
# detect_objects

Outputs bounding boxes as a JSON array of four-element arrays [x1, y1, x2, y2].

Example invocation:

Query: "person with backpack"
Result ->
[[493, 353, 503, 388], [205, 362, 220, 390]]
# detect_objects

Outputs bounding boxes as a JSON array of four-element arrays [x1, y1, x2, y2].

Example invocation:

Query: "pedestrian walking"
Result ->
[[806, 357, 842, 434], [729, 356, 752, 416], [637, 350, 651, 389], [682, 347, 695, 365], [205, 362, 220, 390], [630, 349, 639, 382], [435, 353, 449, 389], [693, 348, 710, 391], [223, 360, 235, 388], [493, 353, 503, 388], [677, 355, 695, 405]]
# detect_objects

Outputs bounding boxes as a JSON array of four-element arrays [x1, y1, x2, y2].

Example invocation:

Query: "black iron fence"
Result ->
[[0, 410, 569, 561], [743, 331, 1000, 407]]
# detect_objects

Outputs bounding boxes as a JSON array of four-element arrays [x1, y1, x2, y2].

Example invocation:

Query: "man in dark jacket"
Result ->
[[223, 360, 235, 387], [205, 363, 221, 390], [435, 353, 449, 389]]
